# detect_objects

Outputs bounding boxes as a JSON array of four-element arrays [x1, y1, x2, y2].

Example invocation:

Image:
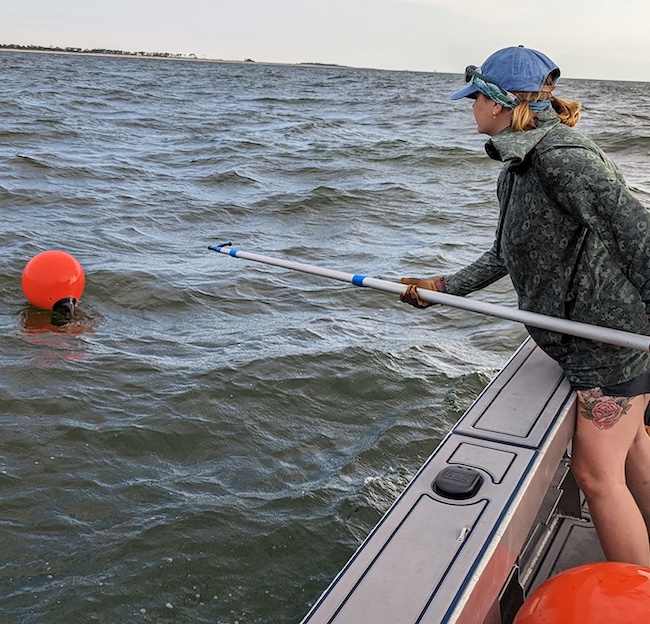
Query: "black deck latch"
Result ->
[[432, 465, 483, 500]]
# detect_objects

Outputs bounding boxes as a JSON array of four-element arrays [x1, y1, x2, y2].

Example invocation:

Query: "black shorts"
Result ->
[[600, 370, 650, 425]]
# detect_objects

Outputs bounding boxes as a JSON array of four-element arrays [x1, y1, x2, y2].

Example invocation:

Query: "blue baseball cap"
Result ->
[[450, 45, 560, 101]]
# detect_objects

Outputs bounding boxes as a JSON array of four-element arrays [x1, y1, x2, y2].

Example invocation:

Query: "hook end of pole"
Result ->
[[209, 243, 240, 257], [209, 242, 233, 252]]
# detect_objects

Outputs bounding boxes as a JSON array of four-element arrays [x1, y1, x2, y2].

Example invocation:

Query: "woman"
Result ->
[[400, 45, 650, 566]]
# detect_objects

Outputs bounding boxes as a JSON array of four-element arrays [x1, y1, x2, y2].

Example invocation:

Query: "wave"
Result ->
[[197, 170, 259, 186], [11, 154, 54, 169], [590, 131, 650, 153]]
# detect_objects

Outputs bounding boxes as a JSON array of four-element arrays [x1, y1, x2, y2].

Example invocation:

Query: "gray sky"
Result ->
[[4, 0, 650, 81]]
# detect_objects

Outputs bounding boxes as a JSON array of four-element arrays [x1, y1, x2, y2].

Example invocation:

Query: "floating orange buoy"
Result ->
[[21, 250, 85, 314], [513, 562, 650, 623]]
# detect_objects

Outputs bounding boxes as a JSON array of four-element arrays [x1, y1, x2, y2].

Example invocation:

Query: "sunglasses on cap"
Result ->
[[465, 65, 506, 90], [464, 65, 522, 105]]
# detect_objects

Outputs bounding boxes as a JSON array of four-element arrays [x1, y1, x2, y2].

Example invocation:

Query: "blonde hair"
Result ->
[[510, 76, 581, 132]]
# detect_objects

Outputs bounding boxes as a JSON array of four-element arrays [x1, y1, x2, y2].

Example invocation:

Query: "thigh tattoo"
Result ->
[[577, 387, 632, 430]]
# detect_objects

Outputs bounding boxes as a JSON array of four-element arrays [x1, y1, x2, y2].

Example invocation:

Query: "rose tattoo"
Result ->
[[577, 387, 632, 430]]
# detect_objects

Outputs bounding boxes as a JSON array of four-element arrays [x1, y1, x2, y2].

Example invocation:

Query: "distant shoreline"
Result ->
[[0, 44, 351, 70]]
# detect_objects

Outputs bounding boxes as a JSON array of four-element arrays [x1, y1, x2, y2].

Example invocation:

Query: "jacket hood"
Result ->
[[485, 109, 561, 165]]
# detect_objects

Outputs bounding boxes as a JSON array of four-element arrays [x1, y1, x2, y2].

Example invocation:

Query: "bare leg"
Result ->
[[626, 394, 650, 533], [571, 391, 650, 566]]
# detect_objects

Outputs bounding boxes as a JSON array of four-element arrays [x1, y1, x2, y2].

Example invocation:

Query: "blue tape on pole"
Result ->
[[229, 248, 239, 256], [352, 274, 367, 286]]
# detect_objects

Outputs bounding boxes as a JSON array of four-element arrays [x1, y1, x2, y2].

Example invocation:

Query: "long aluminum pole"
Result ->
[[208, 245, 650, 353]]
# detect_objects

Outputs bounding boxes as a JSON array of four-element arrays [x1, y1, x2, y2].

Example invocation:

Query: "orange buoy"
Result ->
[[513, 562, 650, 623], [21, 250, 85, 313]]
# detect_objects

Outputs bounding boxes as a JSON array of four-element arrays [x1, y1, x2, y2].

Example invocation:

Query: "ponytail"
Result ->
[[550, 95, 581, 128]]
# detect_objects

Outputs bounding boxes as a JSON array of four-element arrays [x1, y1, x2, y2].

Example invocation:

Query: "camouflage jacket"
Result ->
[[445, 109, 650, 388]]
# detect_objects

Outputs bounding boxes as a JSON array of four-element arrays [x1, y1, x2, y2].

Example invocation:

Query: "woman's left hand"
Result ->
[[399, 277, 445, 308]]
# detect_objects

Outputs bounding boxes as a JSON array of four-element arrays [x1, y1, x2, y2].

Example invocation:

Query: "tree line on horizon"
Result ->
[[0, 43, 198, 59]]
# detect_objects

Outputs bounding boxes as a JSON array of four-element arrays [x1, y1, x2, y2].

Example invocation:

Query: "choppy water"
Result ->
[[1, 50, 650, 623]]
